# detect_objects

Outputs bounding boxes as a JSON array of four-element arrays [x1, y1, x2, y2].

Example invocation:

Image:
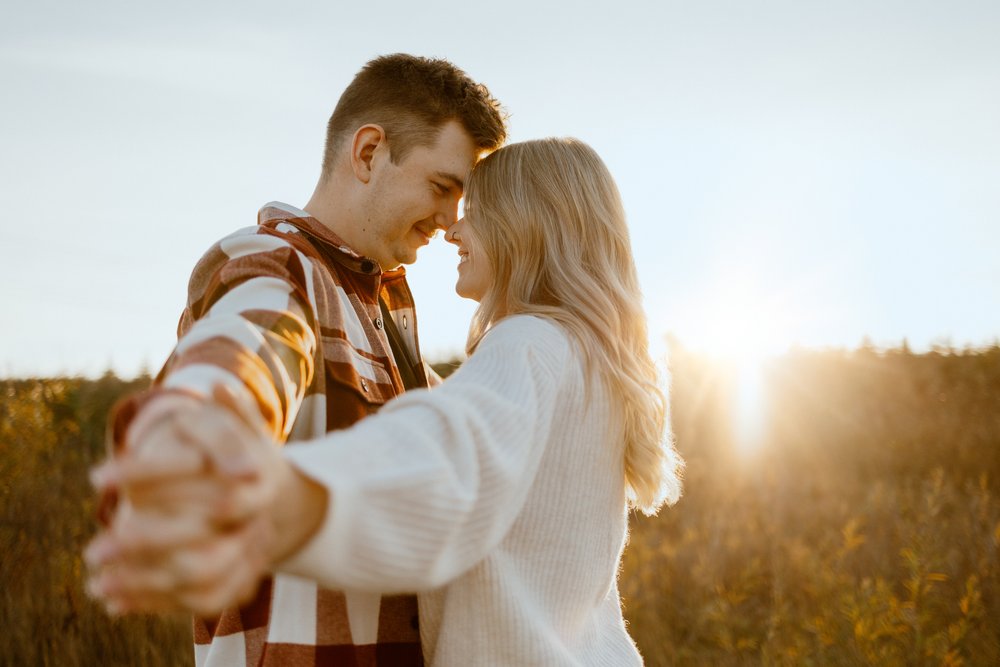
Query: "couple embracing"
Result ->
[[86, 54, 683, 667]]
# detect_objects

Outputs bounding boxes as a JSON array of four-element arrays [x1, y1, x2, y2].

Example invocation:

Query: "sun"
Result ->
[[668, 278, 801, 456], [679, 280, 796, 364]]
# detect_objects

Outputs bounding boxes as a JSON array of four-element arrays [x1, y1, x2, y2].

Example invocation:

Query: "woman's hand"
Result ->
[[85, 386, 327, 617]]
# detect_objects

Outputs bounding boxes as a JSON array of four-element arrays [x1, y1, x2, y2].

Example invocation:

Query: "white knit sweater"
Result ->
[[280, 315, 644, 666]]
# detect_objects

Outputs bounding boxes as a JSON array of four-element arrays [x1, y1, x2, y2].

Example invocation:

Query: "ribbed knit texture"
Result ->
[[281, 315, 644, 666]]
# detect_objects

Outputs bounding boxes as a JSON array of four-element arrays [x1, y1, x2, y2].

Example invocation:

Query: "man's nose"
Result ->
[[435, 193, 463, 230], [432, 210, 451, 231]]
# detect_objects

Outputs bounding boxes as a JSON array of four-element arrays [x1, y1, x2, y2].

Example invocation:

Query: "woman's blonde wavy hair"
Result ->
[[463, 138, 683, 514]]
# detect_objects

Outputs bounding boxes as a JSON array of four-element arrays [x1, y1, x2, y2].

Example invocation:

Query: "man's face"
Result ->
[[363, 120, 478, 270]]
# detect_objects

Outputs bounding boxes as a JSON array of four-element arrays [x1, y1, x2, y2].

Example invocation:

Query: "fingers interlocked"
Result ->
[[86, 388, 280, 617]]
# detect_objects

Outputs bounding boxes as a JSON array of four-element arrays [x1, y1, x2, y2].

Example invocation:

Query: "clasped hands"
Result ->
[[85, 386, 303, 617]]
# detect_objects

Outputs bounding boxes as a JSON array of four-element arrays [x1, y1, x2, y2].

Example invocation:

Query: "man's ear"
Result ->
[[350, 124, 387, 184]]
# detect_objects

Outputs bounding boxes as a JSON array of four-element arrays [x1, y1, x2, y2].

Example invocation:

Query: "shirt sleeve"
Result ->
[[108, 228, 319, 451], [278, 315, 571, 593], [99, 229, 319, 525]]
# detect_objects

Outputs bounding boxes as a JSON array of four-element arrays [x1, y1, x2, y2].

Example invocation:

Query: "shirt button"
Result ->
[[374, 317, 383, 330], [360, 378, 369, 392]]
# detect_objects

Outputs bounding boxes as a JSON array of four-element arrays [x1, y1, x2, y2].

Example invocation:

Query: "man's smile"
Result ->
[[413, 225, 438, 244]]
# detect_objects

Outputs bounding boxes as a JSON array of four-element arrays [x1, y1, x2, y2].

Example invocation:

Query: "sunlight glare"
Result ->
[[674, 279, 797, 456], [734, 358, 767, 456]]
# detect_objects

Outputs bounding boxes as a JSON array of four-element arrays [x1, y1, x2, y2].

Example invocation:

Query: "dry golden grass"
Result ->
[[623, 343, 1000, 666], [2, 343, 998, 665], [1, 375, 191, 667]]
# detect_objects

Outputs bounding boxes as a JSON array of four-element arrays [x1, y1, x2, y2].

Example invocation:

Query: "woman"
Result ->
[[91, 138, 683, 665]]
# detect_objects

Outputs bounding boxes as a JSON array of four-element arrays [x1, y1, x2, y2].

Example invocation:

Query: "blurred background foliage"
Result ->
[[0, 373, 190, 666], [2, 342, 998, 665], [624, 341, 1000, 666]]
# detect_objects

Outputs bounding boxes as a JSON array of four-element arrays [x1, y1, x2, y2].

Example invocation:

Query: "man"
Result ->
[[90, 54, 506, 666]]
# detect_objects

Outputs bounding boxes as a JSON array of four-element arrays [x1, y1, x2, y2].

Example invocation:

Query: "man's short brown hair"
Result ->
[[321, 54, 507, 175]]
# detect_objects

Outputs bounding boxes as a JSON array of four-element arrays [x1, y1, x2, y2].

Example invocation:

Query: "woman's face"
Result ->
[[446, 211, 492, 302]]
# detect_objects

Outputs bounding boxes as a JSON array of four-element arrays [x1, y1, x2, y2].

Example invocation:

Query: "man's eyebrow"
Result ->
[[435, 171, 465, 190]]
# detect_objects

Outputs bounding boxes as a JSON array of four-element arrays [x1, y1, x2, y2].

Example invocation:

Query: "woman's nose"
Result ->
[[446, 219, 463, 246]]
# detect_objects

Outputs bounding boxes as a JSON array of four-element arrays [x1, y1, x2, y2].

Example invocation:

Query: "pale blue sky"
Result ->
[[2, 0, 999, 376]]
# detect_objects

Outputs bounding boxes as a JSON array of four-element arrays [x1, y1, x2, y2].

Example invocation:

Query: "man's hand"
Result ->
[[85, 386, 307, 617]]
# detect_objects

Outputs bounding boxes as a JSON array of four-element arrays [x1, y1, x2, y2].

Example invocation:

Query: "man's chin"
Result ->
[[385, 254, 416, 269], [398, 246, 425, 266]]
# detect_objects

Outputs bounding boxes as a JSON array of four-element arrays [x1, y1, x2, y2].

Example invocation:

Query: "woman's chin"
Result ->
[[454, 283, 482, 302]]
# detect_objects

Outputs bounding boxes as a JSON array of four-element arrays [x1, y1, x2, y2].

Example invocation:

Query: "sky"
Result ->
[[2, 0, 999, 377]]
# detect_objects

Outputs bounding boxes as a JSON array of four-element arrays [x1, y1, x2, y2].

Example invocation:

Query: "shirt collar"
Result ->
[[257, 201, 406, 280]]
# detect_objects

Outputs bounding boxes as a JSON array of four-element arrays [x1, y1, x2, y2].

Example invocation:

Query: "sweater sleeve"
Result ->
[[279, 315, 571, 593]]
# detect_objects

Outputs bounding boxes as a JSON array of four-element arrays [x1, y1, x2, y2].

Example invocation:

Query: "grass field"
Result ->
[[2, 342, 998, 665]]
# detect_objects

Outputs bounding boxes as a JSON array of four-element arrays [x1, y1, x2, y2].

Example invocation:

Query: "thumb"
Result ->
[[172, 397, 268, 479]]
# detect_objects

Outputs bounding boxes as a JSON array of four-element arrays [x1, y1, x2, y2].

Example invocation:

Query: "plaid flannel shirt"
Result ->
[[108, 201, 430, 666]]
